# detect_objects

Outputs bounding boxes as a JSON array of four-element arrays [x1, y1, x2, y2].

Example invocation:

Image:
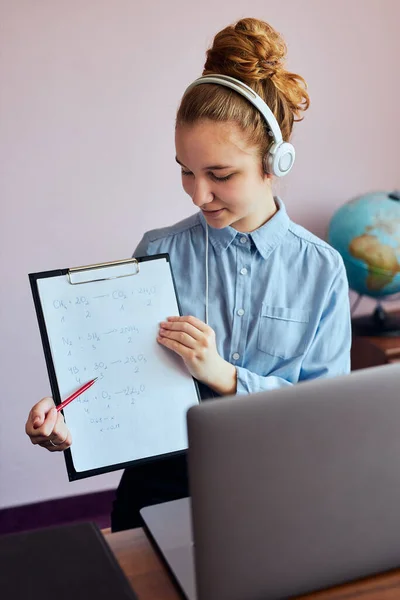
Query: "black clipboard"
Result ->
[[29, 254, 201, 481], [0, 522, 138, 599]]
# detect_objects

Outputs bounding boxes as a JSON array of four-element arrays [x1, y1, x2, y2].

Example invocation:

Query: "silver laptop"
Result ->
[[141, 363, 400, 600]]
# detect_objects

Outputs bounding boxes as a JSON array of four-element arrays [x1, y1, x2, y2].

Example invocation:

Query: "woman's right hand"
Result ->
[[25, 397, 72, 452]]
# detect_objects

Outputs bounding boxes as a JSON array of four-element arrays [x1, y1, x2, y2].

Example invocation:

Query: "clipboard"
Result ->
[[29, 254, 201, 481]]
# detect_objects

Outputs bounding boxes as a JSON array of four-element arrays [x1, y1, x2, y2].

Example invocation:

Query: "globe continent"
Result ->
[[328, 192, 400, 298]]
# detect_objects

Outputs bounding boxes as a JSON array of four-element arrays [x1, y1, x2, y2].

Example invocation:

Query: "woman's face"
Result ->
[[175, 120, 276, 233]]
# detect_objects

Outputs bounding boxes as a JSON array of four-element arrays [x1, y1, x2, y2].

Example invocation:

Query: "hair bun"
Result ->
[[202, 17, 310, 129], [203, 18, 287, 84]]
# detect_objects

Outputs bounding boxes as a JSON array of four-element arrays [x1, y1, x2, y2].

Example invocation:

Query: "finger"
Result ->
[[159, 328, 197, 349], [30, 433, 57, 445], [157, 335, 197, 359], [28, 409, 59, 446], [39, 429, 72, 452], [39, 407, 59, 438], [166, 315, 209, 333], [160, 321, 202, 343], [49, 412, 70, 445], [26, 397, 56, 434]]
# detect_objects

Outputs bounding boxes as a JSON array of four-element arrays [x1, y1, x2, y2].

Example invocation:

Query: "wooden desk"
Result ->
[[105, 527, 400, 599], [351, 314, 400, 370]]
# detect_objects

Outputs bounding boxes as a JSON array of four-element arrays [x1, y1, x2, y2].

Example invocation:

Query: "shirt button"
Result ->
[[239, 236, 247, 244], [240, 267, 248, 275], [237, 308, 245, 316], [232, 352, 240, 360]]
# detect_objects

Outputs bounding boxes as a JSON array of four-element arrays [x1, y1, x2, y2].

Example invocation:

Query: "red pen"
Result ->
[[56, 378, 98, 412]]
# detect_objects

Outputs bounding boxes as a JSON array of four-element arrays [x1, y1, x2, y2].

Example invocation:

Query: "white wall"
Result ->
[[1, 0, 399, 508]]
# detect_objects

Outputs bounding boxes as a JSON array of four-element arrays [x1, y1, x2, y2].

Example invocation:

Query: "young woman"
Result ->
[[25, 18, 351, 531]]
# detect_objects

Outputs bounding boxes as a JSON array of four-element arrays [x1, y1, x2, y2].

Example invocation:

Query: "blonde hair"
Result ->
[[176, 18, 310, 162]]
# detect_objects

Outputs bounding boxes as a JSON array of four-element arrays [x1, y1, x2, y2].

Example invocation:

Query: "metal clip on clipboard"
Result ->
[[67, 258, 140, 285]]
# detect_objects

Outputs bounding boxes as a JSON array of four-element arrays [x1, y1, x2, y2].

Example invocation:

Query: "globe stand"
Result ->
[[352, 304, 400, 337]]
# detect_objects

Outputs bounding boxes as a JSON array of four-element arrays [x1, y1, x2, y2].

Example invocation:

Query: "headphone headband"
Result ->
[[184, 74, 283, 144], [182, 73, 295, 177]]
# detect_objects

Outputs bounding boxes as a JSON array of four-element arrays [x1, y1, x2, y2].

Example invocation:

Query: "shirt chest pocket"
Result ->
[[258, 305, 311, 359]]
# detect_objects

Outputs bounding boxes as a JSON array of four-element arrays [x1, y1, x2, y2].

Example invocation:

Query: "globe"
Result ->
[[328, 190, 400, 335]]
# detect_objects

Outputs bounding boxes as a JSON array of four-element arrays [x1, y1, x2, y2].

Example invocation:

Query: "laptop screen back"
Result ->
[[187, 364, 400, 600]]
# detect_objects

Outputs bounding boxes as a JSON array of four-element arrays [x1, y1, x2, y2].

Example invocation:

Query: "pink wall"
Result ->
[[1, 0, 399, 508]]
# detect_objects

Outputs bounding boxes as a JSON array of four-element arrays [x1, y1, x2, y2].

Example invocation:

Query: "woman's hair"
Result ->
[[176, 18, 310, 164]]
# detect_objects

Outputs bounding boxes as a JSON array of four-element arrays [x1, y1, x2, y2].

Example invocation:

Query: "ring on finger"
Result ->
[[49, 433, 68, 447]]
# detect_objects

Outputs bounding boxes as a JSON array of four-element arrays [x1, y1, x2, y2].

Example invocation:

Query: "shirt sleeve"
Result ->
[[235, 258, 351, 395], [236, 367, 293, 394], [299, 257, 351, 381], [133, 234, 150, 257]]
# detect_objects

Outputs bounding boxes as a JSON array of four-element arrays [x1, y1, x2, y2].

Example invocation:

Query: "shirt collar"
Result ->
[[198, 211, 238, 254], [198, 196, 290, 259]]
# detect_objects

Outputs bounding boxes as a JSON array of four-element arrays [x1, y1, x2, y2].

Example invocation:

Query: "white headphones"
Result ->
[[183, 74, 295, 177]]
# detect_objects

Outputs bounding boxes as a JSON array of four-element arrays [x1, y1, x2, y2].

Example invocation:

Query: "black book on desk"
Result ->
[[0, 521, 137, 599]]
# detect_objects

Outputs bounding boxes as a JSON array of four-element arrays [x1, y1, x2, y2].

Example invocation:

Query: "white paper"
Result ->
[[37, 258, 199, 473]]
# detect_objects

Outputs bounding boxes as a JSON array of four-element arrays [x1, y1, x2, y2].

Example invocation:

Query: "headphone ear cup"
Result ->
[[264, 142, 296, 177]]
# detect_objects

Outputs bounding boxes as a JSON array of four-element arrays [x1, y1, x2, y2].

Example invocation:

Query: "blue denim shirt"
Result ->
[[134, 198, 351, 395]]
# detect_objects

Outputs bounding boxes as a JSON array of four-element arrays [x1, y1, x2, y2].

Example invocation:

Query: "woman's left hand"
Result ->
[[157, 315, 236, 395]]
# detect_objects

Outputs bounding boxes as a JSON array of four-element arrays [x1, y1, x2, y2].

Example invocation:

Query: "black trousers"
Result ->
[[111, 384, 216, 531], [111, 453, 189, 532]]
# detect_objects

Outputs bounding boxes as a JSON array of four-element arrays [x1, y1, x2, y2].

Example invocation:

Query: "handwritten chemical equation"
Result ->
[[67, 354, 146, 374], [47, 285, 159, 435], [63, 349, 149, 430], [88, 415, 120, 433], [53, 286, 157, 314]]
